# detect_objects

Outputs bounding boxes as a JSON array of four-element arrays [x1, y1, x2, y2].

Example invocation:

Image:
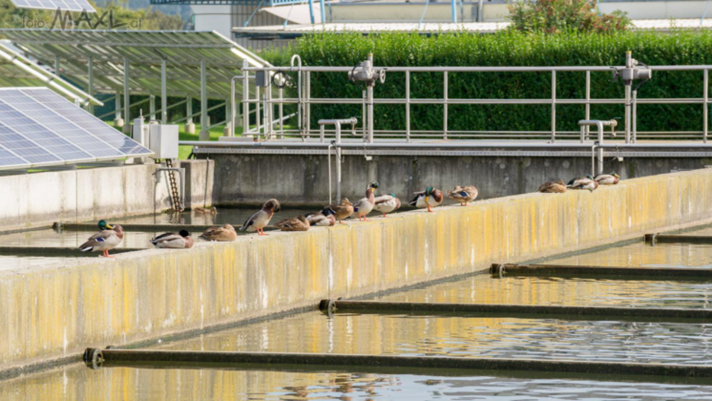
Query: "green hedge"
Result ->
[[263, 31, 712, 136]]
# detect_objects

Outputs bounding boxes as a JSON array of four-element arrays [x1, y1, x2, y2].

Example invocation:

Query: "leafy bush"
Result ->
[[263, 31, 712, 136], [508, 0, 630, 34]]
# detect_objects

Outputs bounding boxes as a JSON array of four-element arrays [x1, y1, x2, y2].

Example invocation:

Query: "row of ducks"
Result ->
[[79, 174, 613, 256], [539, 173, 620, 193], [237, 183, 480, 234]]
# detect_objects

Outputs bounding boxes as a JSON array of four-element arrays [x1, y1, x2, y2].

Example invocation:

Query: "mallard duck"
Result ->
[[79, 220, 124, 258], [327, 198, 354, 224], [199, 224, 237, 242], [595, 172, 620, 185], [567, 175, 598, 192], [409, 186, 444, 212], [276, 215, 310, 231], [238, 199, 281, 236], [306, 207, 336, 226], [353, 182, 379, 221], [538, 179, 567, 193], [193, 206, 217, 215], [447, 185, 478, 206], [150, 229, 194, 249], [373, 193, 401, 217]]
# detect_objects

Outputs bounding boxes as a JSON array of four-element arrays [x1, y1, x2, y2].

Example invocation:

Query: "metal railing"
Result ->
[[241, 60, 711, 144]]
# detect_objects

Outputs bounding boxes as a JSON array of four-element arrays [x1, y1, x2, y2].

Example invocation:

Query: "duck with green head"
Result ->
[[567, 175, 598, 192], [409, 186, 444, 212], [79, 220, 124, 258]]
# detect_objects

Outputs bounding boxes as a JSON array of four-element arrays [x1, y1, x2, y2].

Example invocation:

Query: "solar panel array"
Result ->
[[0, 88, 151, 170], [9, 0, 95, 12]]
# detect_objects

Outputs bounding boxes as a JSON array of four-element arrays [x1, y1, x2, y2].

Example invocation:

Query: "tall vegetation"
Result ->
[[264, 31, 712, 135], [508, 0, 630, 34]]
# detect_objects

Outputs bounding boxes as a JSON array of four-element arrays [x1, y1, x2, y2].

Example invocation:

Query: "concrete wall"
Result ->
[[0, 161, 214, 233], [206, 153, 712, 207], [2, 168, 712, 376]]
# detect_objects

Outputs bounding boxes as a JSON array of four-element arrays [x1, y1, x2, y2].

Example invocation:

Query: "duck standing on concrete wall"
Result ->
[[79, 220, 124, 258], [306, 208, 337, 226], [595, 172, 620, 185], [538, 180, 567, 193], [353, 181, 379, 221], [447, 185, 478, 206], [151, 229, 194, 249], [327, 198, 354, 224], [373, 193, 401, 217], [567, 175, 598, 192], [409, 187, 444, 212], [238, 199, 281, 236], [200, 224, 238, 241], [276, 215, 311, 231]]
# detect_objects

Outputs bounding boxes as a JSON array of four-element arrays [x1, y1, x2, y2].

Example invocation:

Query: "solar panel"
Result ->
[[0, 87, 151, 171], [9, 0, 96, 12]]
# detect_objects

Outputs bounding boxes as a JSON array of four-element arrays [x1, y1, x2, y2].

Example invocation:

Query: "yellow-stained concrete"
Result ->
[[1, 169, 712, 375]]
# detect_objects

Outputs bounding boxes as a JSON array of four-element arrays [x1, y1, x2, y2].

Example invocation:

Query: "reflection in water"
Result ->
[[3, 364, 712, 401], [376, 275, 712, 309], [540, 242, 712, 269], [122, 207, 326, 226], [154, 311, 712, 365]]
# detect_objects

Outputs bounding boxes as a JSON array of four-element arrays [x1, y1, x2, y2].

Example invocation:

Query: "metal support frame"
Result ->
[[406, 71, 411, 143], [704, 68, 709, 143], [579, 119, 617, 176], [149, 95, 156, 121], [186, 96, 193, 126], [318, 117, 358, 203], [450, 0, 457, 22], [123, 57, 130, 134], [114, 92, 121, 125], [100, 96, 150, 121], [199, 59, 209, 140], [443, 71, 448, 140], [551, 70, 556, 143], [319, 0, 325, 23], [161, 60, 168, 124], [308, 0, 315, 24], [87, 56, 94, 115]]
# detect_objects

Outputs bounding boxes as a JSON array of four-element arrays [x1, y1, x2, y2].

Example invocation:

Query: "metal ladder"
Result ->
[[165, 159, 184, 212]]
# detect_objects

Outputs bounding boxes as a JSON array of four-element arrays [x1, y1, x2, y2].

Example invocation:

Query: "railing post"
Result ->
[[704, 68, 709, 143], [335, 122, 342, 201], [443, 71, 448, 140], [242, 60, 249, 136], [406, 70, 411, 143], [306, 71, 311, 138], [585, 70, 590, 140], [551, 70, 556, 143]]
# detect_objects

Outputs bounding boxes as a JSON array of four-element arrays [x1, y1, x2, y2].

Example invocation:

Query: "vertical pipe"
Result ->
[[406, 70, 411, 143], [478, 0, 483, 21], [225, 100, 231, 137], [336, 122, 342, 202], [597, 122, 604, 176], [632, 90, 637, 143], [585, 70, 590, 140], [199, 59, 209, 141], [87, 56, 94, 115], [551, 70, 556, 143], [319, 0, 325, 23], [161, 60, 167, 124], [362, 90, 367, 140], [279, 87, 284, 139], [580, 125, 585, 143], [367, 85, 374, 143], [320, 125, 325, 143], [231, 77, 236, 137], [624, 51, 632, 144], [443, 71, 448, 140], [256, 88, 262, 136], [187, 96, 193, 127], [450, 0, 457, 22], [149, 95, 156, 121], [114, 92, 121, 126], [243, 61, 249, 136], [306, 71, 311, 138], [123, 57, 130, 135], [308, 0, 315, 24], [704, 68, 709, 143]]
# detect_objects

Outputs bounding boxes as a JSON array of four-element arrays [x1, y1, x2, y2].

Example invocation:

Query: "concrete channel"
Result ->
[[491, 263, 712, 279], [2, 168, 712, 380]]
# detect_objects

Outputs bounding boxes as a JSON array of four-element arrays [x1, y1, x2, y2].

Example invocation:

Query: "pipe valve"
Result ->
[[612, 51, 652, 86], [349, 53, 386, 86]]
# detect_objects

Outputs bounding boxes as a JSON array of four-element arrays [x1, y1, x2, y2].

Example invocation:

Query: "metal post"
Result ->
[[306, 71, 311, 138], [625, 51, 632, 144], [123, 57, 130, 135], [319, 0, 325, 23], [225, 100, 231, 137], [585, 70, 590, 140], [580, 125, 586, 143], [199, 59, 209, 141], [161, 60, 167, 124], [597, 122, 604, 175], [336, 122, 342, 201], [87, 56, 94, 115], [186, 96, 193, 131], [256, 87, 261, 136], [362, 90, 367, 140], [443, 71, 448, 140], [231, 76, 237, 137], [243, 60, 249, 136], [279, 87, 284, 138], [367, 84, 374, 143], [450, 0, 457, 22], [704, 68, 709, 143], [149, 95, 156, 121], [478, 0, 483, 21], [114, 92, 122, 127], [406, 71, 411, 143], [632, 90, 637, 143], [308, 0, 315, 24], [551, 70, 556, 143]]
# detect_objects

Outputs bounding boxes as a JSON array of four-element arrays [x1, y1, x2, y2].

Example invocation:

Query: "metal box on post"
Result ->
[[149, 124, 179, 159]]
